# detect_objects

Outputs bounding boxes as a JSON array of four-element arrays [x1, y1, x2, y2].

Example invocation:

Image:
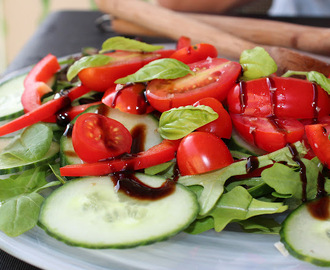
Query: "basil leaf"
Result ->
[[306, 71, 330, 94], [158, 105, 218, 140], [1, 123, 53, 162], [240, 47, 277, 80], [115, 58, 193, 84], [100, 36, 164, 53], [67, 54, 112, 81]]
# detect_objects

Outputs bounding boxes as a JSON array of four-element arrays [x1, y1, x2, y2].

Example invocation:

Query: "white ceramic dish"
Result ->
[[0, 225, 322, 270]]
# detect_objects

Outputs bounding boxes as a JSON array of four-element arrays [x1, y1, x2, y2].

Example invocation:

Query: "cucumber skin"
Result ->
[[280, 198, 330, 267], [38, 176, 199, 249], [0, 142, 60, 175]]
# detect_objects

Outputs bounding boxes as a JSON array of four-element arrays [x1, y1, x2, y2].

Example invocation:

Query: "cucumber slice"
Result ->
[[0, 72, 26, 121], [228, 128, 266, 157], [0, 141, 59, 174], [39, 173, 199, 248], [280, 196, 330, 267], [104, 108, 162, 152]]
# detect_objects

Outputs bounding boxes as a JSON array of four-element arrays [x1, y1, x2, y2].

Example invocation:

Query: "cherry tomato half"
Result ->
[[146, 58, 242, 112], [102, 83, 154, 115], [78, 51, 162, 92], [170, 43, 218, 64], [231, 113, 305, 153], [177, 131, 233, 176], [227, 77, 330, 119], [72, 113, 132, 163], [193, 97, 232, 139]]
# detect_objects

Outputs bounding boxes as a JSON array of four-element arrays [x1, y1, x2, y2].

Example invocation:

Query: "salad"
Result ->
[[0, 36, 329, 267]]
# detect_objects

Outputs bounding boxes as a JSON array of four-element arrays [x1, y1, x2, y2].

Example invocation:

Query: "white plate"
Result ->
[[0, 225, 322, 270], [0, 52, 325, 270]]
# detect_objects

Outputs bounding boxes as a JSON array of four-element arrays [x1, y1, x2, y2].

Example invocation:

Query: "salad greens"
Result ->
[[0, 36, 329, 267]]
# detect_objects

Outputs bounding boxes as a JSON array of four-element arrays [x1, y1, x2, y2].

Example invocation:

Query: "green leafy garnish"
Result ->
[[240, 47, 277, 80], [1, 123, 53, 162], [158, 105, 218, 140], [100, 36, 164, 53], [0, 166, 60, 237], [67, 54, 112, 81], [115, 58, 193, 84], [282, 70, 330, 94]]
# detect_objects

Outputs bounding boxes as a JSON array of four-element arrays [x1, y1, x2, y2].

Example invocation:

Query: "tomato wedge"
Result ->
[[231, 114, 305, 152], [72, 113, 132, 163], [170, 43, 218, 64], [193, 97, 232, 139], [227, 77, 330, 119], [22, 54, 61, 114], [78, 51, 162, 92], [305, 123, 330, 168], [176, 36, 191, 50], [60, 139, 180, 176], [102, 83, 154, 114], [146, 58, 242, 112], [176, 131, 233, 175]]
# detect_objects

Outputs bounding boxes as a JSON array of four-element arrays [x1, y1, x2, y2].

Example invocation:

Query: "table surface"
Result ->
[[1, 10, 330, 270]]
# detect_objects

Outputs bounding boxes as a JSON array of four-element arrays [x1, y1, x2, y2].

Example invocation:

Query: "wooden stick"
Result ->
[[95, 0, 330, 75], [112, 15, 330, 56]]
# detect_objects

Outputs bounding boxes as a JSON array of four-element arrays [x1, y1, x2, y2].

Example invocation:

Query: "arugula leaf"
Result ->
[[179, 141, 306, 216], [0, 167, 61, 237], [208, 186, 287, 232], [240, 47, 277, 80], [1, 123, 53, 162], [67, 54, 112, 81], [261, 158, 323, 201], [236, 216, 281, 234], [115, 58, 193, 84], [158, 105, 218, 140], [100, 36, 164, 53], [144, 161, 175, 176]]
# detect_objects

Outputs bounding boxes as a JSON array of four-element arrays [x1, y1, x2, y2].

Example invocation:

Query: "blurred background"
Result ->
[[0, 0, 274, 74], [0, 0, 97, 73]]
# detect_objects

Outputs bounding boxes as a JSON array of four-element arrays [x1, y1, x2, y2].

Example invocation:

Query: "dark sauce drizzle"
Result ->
[[111, 172, 176, 201]]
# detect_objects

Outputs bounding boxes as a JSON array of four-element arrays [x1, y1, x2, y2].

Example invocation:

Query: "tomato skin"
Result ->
[[146, 58, 242, 112], [22, 54, 61, 114], [177, 131, 233, 176], [60, 139, 180, 176], [170, 43, 218, 64], [72, 113, 132, 163], [193, 97, 232, 139], [227, 77, 330, 119], [231, 114, 305, 152], [102, 83, 154, 114], [305, 123, 330, 168], [176, 36, 191, 50], [78, 51, 162, 92]]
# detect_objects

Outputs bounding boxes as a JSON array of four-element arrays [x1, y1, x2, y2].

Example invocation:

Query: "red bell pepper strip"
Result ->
[[60, 139, 180, 177], [22, 54, 61, 113], [0, 85, 91, 136], [305, 123, 330, 168]]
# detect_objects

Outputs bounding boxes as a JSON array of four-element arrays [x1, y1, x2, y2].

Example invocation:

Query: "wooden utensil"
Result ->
[[95, 0, 330, 75], [112, 15, 330, 56]]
